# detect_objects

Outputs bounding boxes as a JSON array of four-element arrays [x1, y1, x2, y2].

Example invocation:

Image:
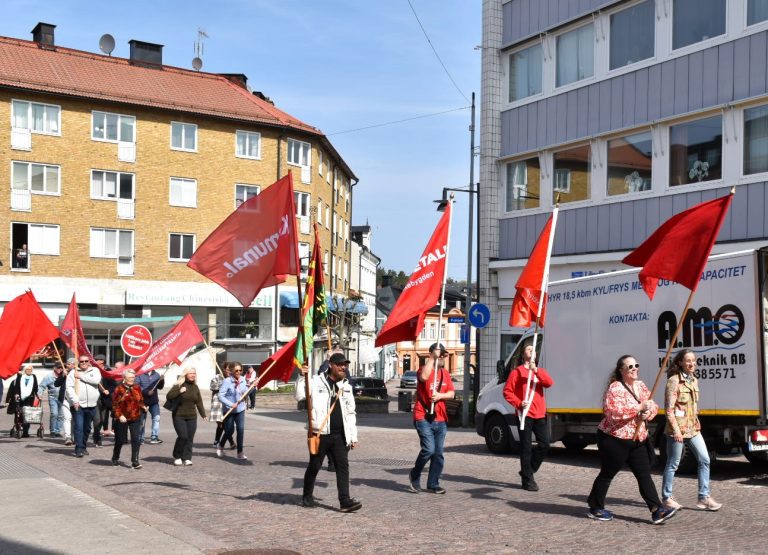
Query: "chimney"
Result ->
[[219, 73, 248, 89], [252, 91, 274, 105], [31, 22, 56, 48], [128, 40, 163, 66]]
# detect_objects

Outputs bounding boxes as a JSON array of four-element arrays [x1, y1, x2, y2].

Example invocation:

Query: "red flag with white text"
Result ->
[[59, 293, 96, 366], [0, 291, 60, 379], [375, 204, 451, 347], [509, 215, 554, 328], [187, 174, 298, 307]]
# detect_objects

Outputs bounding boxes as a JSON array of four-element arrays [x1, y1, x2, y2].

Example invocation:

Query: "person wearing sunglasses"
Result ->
[[661, 349, 722, 512], [65, 357, 102, 458], [586, 355, 677, 525]]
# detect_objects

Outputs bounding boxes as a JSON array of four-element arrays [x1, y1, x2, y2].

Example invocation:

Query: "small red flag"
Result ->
[[0, 291, 60, 379], [187, 174, 298, 307], [509, 215, 554, 327], [59, 293, 96, 366], [258, 337, 298, 387], [622, 193, 733, 300], [376, 204, 451, 347]]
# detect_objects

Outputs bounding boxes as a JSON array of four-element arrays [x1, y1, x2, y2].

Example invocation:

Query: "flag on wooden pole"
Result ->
[[0, 291, 60, 379], [293, 225, 328, 370]]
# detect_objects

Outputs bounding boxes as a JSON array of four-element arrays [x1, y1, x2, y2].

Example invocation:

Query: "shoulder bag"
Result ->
[[307, 389, 341, 455]]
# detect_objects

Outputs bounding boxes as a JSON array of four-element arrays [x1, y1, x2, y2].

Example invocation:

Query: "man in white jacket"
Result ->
[[66, 356, 102, 458], [296, 353, 361, 512]]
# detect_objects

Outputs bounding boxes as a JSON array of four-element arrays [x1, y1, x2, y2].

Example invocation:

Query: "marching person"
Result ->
[[8, 364, 39, 437], [38, 363, 65, 437], [66, 355, 101, 457], [503, 343, 554, 491], [245, 366, 258, 409], [662, 349, 722, 511], [210, 364, 235, 449], [407, 343, 455, 495], [111, 368, 145, 469], [586, 355, 677, 524], [166, 367, 207, 466], [296, 353, 361, 512], [136, 367, 165, 445], [57, 359, 75, 445], [216, 361, 249, 460]]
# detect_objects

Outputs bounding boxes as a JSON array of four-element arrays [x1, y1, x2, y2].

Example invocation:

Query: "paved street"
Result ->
[[1, 397, 767, 554]]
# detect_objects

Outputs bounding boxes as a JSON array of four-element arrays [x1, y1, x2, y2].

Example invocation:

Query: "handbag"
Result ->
[[620, 381, 657, 466], [163, 396, 181, 412], [307, 389, 341, 455]]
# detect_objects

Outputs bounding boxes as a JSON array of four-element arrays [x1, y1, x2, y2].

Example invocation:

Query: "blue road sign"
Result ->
[[447, 316, 465, 324], [468, 303, 491, 328], [460, 324, 469, 344]]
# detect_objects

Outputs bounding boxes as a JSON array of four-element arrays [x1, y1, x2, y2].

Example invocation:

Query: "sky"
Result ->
[[1, 0, 481, 280]]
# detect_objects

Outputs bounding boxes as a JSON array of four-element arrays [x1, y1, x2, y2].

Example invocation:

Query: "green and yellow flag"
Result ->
[[294, 224, 328, 370]]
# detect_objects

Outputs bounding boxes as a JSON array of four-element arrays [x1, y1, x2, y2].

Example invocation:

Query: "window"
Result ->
[[610, 1, 654, 70], [91, 170, 134, 200], [287, 138, 311, 167], [92, 111, 135, 142], [673, 0, 725, 50], [12, 100, 60, 134], [505, 158, 540, 211], [169, 233, 195, 262], [509, 43, 543, 102], [171, 122, 197, 151], [235, 130, 261, 159], [607, 131, 653, 196], [748, 0, 768, 25], [553, 145, 590, 203], [169, 177, 197, 207], [324, 250, 329, 274], [319, 151, 324, 176], [298, 242, 310, 278], [90, 228, 133, 264], [12, 161, 60, 194], [556, 24, 594, 87], [325, 206, 330, 228], [669, 116, 722, 186], [317, 200, 323, 225], [294, 192, 310, 218], [235, 184, 260, 208], [26, 224, 60, 255], [744, 105, 768, 175]]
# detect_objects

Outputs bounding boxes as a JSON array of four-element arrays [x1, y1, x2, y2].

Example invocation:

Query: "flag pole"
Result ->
[[520, 198, 560, 429], [222, 358, 280, 420], [50, 341, 66, 369], [430, 194, 455, 416], [292, 186, 313, 438], [201, 337, 224, 376]]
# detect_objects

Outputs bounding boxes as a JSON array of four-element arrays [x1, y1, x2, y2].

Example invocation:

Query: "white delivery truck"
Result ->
[[476, 248, 768, 470]]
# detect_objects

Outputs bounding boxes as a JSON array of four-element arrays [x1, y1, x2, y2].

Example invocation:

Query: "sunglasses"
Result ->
[[78, 360, 89, 363], [624, 363, 640, 370]]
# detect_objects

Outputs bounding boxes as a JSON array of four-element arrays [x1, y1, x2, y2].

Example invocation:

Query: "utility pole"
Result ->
[[462, 93, 476, 428]]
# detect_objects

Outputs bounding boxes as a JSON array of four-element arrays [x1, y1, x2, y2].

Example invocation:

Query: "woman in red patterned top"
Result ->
[[586, 355, 677, 525], [111, 369, 146, 470]]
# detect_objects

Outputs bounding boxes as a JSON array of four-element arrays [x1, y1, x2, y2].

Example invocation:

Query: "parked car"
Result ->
[[399, 371, 418, 389], [348, 377, 388, 400]]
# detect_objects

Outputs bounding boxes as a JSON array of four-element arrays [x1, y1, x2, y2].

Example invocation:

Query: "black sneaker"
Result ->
[[111, 459, 120, 466], [75, 451, 84, 458], [651, 507, 677, 524], [132, 462, 143, 470], [426, 486, 446, 494], [407, 470, 420, 493], [522, 479, 539, 492], [149, 438, 163, 445], [340, 498, 362, 513], [301, 496, 316, 508], [82, 449, 90, 456], [587, 508, 614, 521]]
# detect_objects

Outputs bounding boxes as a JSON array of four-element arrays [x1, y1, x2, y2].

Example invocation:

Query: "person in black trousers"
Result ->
[[166, 367, 207, 466]]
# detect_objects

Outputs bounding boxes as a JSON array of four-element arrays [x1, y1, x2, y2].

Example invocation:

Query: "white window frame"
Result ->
[[234, 184, 260, 209], [11, 99, 61, 135], [90, 170, 135, 201], [11, 161, 61, 196], [325, 206, 330, 229], [318, 151, 324, 176], [169, 177, 198, 208], [89, 228, 133, 258], [168, 232, 196, 262], [91, 111, 136, 143], [298, 241, 310, 279], [235, 130, 261, 160], [317, 200, 323, 226], [552, 169, 572, 194], [606, 0, 656, 73], [170, 122, 198, 152], [670, 0, 727, 53], [24, 223, 61, 256], [324, 250, 329, 275], [287, 138, 311, 167], [554, 22, 595, 90], [507, 41, 544, 103]]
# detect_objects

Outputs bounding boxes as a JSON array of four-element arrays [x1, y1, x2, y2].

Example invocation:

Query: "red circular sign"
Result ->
[[121, 325, 153, 358]]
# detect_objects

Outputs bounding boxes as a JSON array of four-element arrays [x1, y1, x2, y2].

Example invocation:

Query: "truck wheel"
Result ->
[[562, 434, 590, 452], [742, 445, 768, 471], [484, 414, 512, 454]]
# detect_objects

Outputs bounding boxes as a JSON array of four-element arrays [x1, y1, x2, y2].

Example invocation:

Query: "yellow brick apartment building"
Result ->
[[0, 23, 356, 365]]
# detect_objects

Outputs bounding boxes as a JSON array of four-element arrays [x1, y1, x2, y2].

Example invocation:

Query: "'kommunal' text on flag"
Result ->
[[187, 174, 298, 307], [0, 291, 60, 379], [375, 203, 451, 346]]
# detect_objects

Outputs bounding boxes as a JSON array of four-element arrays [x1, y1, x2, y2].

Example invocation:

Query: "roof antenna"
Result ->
[[192, 28, 208, 71], [99, 33, 115, 56]]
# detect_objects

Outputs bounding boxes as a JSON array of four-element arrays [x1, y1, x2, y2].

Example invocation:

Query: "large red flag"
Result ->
[[622, 193, 733, 300], [509, 215, 554, 327], [59, 293, 96, 366], [101, 314, 204, 379], [258, 337, 298, 388], [0, 291, 60, 379], [375, 204, 451, 347], [187, 174, 298, 307]]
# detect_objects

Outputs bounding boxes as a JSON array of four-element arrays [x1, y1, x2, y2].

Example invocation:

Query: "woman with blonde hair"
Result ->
[[166, 367, 207, 466]]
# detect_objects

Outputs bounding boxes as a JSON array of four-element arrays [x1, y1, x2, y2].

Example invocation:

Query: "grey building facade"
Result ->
[[480, 0, 768, 385]]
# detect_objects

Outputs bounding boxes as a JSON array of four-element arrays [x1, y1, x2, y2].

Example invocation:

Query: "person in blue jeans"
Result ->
[[66, 357, 101, 457], [217, 362, 249, 459], [136, 369, 165, 444], [408, 343, 455, 494], [38, 363, 65, 436]]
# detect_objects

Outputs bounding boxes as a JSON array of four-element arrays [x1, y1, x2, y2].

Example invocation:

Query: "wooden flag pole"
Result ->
[[50, 341, 66, 370], [221, 358, 279, 420], [201, 337, 224, 376]]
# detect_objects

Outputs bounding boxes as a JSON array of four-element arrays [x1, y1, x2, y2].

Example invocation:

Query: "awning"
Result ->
[[57, 315, 182, 332], [279, 291, 300, 308]]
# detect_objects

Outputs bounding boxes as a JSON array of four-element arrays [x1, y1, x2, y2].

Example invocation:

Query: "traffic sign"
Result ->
[[447, 316, 465, 324], [121, 325, 152, 358], [468, 303, 491, 328]]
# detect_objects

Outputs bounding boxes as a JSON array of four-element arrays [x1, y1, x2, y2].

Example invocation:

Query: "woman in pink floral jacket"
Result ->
[[586, 354, 677, 525]]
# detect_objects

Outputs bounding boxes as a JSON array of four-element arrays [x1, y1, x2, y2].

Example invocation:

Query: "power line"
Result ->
[[326, 105, 469, 136], [407, 0, 470, 103]]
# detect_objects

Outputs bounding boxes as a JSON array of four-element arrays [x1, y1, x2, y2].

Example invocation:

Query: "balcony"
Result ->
[[11, 189, 31, 211], [117, 198, 135, 220]]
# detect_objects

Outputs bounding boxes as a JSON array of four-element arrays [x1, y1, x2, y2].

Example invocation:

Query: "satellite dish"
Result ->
[[99, 33, 115, 56], [191, 57, 203, 71]]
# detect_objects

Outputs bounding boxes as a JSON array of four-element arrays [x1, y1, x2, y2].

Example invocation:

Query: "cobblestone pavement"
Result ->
[[2, 406, 767, 554]]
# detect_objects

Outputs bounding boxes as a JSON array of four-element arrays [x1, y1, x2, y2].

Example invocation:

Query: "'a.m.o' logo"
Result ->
[[657, 304, 745, 349]]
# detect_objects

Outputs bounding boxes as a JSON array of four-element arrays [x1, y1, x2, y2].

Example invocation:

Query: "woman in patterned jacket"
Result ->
[[111, 369, 145, 469]]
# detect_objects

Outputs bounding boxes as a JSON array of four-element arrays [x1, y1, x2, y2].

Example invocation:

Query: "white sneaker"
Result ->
[[173, 458, 183, 466], [183, 460, 193, 466], [216, 447, 223, 458], [697, 496, 722, 511], [237, 452, 247, 460], [663, 497, 682, 510]]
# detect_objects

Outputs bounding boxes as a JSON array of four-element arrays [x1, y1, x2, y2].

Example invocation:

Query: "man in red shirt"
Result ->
[[407, 343, 455, 494], [503, 344, 554, 491]]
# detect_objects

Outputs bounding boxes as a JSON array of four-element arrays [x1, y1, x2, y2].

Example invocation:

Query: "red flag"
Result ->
[[0, 291, 60, 379], [622, 193, 733, 300], [509, 215, 554, 327], [59, 293, 96, 366], [102, 314, 204, 379], [187, 174, 298, 307], [257, 337, 298, 388], [376, 204, 451, 347]]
